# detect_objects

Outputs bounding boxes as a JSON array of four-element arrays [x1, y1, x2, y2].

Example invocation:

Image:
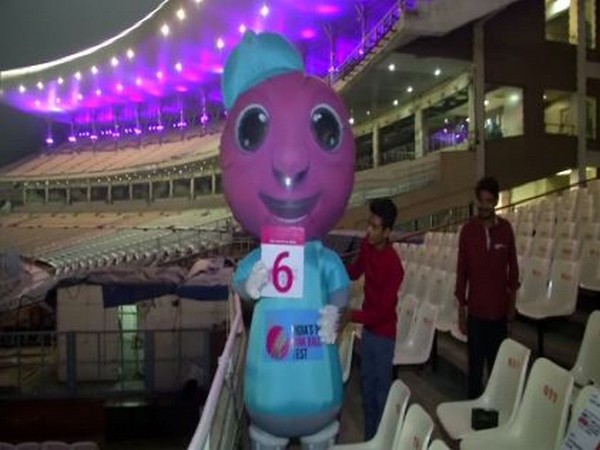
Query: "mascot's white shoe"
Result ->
[[300, 421, 340, 450], [249, 424, 289, 450], [249, 421, 339, 450]]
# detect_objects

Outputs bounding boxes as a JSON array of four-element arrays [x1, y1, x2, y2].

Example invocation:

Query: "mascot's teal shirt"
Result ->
[[233, 240, 350, 417]]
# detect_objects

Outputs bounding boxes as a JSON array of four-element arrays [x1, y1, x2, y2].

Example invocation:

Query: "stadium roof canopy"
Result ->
[[0, 0, 397, 127]]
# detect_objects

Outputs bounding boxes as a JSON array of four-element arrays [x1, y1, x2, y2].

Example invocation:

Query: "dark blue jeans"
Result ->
[[360, 328, 395, 441], [467, 316, 507, 399]]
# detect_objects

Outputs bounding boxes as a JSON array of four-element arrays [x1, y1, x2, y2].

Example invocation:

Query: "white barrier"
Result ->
[[187, 294, 246, 450]]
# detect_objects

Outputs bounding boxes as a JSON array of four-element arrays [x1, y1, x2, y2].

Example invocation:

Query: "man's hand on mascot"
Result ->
[[244, 260, 269, 300], [317, 305, 341, 345]]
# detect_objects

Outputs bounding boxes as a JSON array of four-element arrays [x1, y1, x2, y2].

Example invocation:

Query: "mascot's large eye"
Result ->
[[236, 105, 269, 152], [311, 104, 342, 151]]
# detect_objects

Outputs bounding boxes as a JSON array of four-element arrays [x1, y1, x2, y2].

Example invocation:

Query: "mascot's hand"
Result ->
[[318, 305, 340, 345], [245, 260, 269, 300]]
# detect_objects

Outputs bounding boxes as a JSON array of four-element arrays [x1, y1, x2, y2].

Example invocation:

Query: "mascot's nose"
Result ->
[[272, 166, 308, 190]]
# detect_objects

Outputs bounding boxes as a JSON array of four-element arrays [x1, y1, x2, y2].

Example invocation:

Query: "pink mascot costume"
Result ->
[[220, 31, 356, 449]]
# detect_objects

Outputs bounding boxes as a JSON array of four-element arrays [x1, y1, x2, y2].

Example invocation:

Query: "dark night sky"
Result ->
[[0, 0, 162, 167]]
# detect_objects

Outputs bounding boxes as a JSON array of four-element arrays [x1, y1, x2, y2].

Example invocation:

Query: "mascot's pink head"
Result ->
[[220, 31, 355, 240]]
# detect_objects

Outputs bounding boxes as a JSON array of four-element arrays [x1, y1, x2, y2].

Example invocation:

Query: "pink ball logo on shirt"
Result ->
[[266, 325, 290, 359]]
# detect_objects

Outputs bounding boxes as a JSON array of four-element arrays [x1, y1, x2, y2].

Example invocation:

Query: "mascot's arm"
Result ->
[[232, 249, 267, 301], [318, 249, 351, 344], [323, 248, 351, 309]]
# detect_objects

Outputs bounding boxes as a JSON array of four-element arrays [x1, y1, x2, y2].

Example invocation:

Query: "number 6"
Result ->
[[273, 252, 293, 293]]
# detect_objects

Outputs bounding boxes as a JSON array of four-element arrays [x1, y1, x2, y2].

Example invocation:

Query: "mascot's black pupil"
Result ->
[[311, 107, 341, 151], [238, 107, 268, 151]]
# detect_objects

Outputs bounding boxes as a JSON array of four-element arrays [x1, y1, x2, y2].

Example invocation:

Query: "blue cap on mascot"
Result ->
[[222, 30, 305, 110]]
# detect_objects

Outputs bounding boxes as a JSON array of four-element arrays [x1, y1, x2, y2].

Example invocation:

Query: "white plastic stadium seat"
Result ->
[[553, 238, 580, 262], [70, 443, 99, 450], [399, 264, 417, 298], [41, 443, 70, 450], [570, 310, 600, 388], [450, 318, 468, 342], [579, 222, 600, 243], [394, 302, 438, 365], [392, 404, 434, 450], [424, 269, 448, 307], [428, 440, 451, 450], [16, 444, 39, 450], [338, 329, 354, 384], [396, 295, 418, 346], [437, 339, 531, 440], [516, 256, 550, 308], [515, 235, 532, 258], [530, 237, 554, 259], [534, 221, 554, 239], [516, 221, 534, 237], [518, 259, 580, 319], [579, 240, 600, 291], [436, 287, 458, 333], [460, 358, 573, 450], [333, 379, 410, 450], [562, 385, 599, 446], [554, 221, 577, 240], [414, 266, 432, 301]]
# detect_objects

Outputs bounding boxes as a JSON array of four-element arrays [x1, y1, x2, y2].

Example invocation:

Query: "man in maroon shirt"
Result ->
[[345, 198, 404, 440], [456, 177, 520, 398]]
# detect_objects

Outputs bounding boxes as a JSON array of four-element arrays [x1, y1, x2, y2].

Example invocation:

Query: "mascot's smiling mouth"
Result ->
[[259, 192, 320, 222]]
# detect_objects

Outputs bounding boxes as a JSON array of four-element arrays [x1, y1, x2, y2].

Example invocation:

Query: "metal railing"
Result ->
[[545, 122, 577, 136], [188, 294, 245, 450], [380, 145, 416, 166], [332, 0, 422, 85], [340, 175, 600, 262], [37, 214, 234, 271], [428, 133, 470, 153], [350, 157, 439, 208], [0, 327, 214, 399], [0, 127, 223, 184]]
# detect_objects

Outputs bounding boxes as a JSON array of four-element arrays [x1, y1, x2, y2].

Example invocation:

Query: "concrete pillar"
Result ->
[[468, 83, 476, 143], [148, 181, 154, 201], [65, 188, 71, 205], [211, 172, 216, 194], [372, 124, 380, 168], [570, 0, 580, 46], [86, 184, 91, 202], [576, 0, 588, 184], [107, 184, 112, 203], [568, 0, 595, 46], [415, 108, 426, 158], [473, 19, 486, 179], [66, 332, 77, 396], [144, 331, 155, 394], [190, 177, 195, 200], [570, 170, 581, 186], [128, 182, 133, 200], [168, 178, 174, 198], [44, 186, 49, 203], [22, 189, 27, 205]]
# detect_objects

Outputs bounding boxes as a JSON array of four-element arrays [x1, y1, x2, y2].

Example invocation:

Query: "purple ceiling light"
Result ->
[[0, 0, 400, 139]]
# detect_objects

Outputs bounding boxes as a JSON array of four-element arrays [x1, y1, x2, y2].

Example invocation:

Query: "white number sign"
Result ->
[[260, 226, 305, 299]]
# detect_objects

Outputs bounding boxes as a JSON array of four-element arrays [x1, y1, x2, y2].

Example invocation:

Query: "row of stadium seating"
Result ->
[[0, 132, 219, 178]]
